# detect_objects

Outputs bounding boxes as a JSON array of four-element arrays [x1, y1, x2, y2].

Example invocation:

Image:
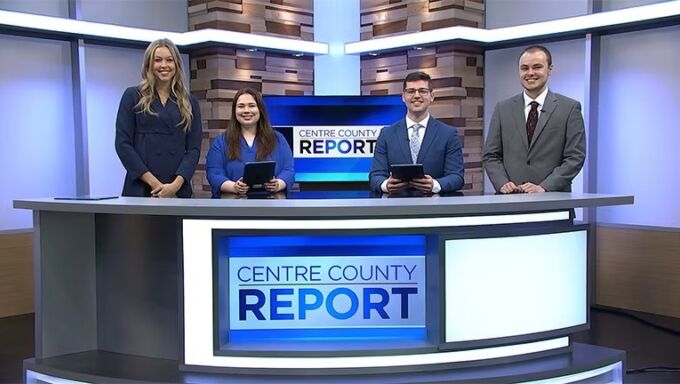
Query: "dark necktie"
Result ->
[[526, 101, 539, 144]]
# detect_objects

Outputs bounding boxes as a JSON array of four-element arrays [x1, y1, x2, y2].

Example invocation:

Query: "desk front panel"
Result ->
[[181, 210, 585, 372]]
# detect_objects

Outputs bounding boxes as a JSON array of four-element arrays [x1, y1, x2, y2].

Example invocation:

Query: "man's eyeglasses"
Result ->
[[404, 88, 431, 95]]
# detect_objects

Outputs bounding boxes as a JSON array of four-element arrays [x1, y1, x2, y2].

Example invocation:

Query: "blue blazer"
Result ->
[[370, 117, 464, 193], [115, 87, 202, 198]]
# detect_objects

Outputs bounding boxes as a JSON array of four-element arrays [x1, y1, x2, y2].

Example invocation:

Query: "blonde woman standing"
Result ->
[[115, 38, 202, 198]]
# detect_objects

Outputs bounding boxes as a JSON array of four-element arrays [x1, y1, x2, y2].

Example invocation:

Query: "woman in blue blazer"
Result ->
[[206, 88, 294, 197], [115, 38, 202, 198]]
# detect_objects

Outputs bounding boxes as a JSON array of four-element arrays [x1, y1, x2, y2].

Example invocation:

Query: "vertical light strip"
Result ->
[[68, 0, 90, 196], [313, 0, 361, 95], [582, 0, 603, 223]]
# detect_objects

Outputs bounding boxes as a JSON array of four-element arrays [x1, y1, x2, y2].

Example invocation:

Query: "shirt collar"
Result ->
[[523, 88, 549, 108], [406, 114, 430, 130]]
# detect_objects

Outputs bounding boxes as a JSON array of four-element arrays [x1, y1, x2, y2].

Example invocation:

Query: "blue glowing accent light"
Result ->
[[224, 235, 426, 257], [296, 172, 368, 182], [228, 327, 426, 342]]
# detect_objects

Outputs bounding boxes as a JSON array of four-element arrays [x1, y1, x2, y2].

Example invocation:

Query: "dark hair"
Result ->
[[403, 71, 432, 90], [226, 88, 277, 161], [519, 45, 552, 66]]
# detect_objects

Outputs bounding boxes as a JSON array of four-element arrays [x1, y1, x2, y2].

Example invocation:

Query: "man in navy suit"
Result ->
[[370, 71, 464, 194]]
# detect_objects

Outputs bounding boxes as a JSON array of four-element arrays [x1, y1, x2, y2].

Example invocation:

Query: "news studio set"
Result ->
[[4, 1, 679, 384]]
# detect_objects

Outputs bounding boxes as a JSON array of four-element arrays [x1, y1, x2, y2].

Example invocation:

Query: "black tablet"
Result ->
[[243, 161, 276, 187], [390, 164, 424, 181]]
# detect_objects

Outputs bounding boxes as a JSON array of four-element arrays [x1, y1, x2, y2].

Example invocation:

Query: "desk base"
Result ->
[[24, 343, 624, 383]]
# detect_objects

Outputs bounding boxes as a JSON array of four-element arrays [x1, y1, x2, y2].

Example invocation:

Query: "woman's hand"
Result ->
[[232, 177, 250, 195], [151, 176, 183, 198], [264, 178, 284, 192]]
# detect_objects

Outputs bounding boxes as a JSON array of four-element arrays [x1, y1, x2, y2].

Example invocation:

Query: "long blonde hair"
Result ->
[[135, 38, 193, 131]]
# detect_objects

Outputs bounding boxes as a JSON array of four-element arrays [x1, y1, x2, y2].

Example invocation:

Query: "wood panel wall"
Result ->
[[188, 0, 314, 40], [360, 0, 485, 40], [188, 0, 314, 197], [596, 225, 680, 318], [360, 0, 486, 194], [0, 232, 33, 318]]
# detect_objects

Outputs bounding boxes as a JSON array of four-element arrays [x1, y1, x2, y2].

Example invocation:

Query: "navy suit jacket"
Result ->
[[370, 117, 464, 193], [115, 86, 202, 198]]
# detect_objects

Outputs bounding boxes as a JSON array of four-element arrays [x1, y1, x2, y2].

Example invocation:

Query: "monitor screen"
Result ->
[[265, 95, 406, 183]]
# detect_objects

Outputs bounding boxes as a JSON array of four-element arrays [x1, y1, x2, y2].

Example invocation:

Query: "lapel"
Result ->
[[153, 92, 181, 133], [512, 93, 529, 152], [530, 90, 557, 150], [396, 119, 412, 163], [417, 117, 438, 163]]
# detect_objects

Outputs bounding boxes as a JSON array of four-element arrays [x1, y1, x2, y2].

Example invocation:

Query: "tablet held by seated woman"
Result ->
[[206, 88, 295, 197], [115, 38, 202, 198]]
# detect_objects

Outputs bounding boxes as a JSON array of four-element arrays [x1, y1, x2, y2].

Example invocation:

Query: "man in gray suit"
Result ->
[[483, 45, 585, 193]]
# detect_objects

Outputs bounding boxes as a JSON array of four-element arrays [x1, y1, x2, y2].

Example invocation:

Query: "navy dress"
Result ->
[[115, 87, 202, 198]]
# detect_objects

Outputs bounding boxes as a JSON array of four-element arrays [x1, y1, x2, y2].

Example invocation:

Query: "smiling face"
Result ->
[[519, 50, 552, 98], [402, 79, 434, 121], [152, 46, 176, 85], [234, 93, 260, 129]]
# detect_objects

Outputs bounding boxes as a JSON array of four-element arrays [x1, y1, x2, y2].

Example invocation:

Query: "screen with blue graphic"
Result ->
[[215, 234, 426, 350], [265, 95, 406, 182]]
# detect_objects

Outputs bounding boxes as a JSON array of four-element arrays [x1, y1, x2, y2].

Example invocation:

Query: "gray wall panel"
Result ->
[[0, 0, 68, 17], [84, 44, 142, 196], [0, 35, 76, 230], [602, 0, 672, 11], [80, 0, 188, 32], [485, 0, 588, 29], [596, 25, 680, 228]]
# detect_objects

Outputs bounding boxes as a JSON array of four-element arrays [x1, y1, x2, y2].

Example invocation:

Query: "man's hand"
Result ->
[[499, 181, 521, 194], [386, 175, 408, 194], [410, 175, 434, 194], [518, 182, 545, 193]]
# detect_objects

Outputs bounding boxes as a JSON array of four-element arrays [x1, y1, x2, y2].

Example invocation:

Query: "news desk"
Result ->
[[14, 192, 632, 383]]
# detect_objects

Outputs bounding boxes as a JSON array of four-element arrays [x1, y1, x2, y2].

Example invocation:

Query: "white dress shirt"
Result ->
[[523, 87, 549, 121]]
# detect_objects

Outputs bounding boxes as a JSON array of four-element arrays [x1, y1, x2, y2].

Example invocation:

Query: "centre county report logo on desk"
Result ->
[[219, 235, 426, 343]]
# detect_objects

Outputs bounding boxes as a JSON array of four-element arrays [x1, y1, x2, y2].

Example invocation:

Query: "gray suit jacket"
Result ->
[[482, 90, 586, 192]]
